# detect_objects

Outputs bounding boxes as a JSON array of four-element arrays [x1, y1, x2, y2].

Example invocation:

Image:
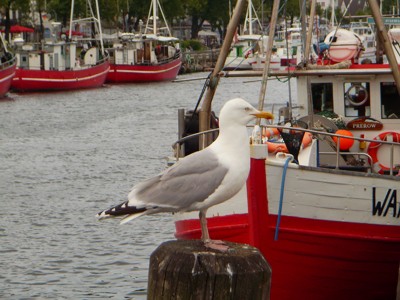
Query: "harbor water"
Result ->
[[0, 73, 296, 299]]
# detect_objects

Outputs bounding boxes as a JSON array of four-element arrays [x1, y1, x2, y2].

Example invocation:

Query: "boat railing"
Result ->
[[172, 124, 400, 175], [264, 124, 400, 176], [318, 151, 374, 173], [157, 51, 181, 64], [172, 128, 219, 161], [95, 53, 110, 65], [0, 55, 16, 69]]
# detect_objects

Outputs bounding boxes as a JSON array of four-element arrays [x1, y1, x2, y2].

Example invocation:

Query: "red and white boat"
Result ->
[[173, 11, 400, 300], [0, 34, 16, 97], [106, 0, 181, 83], [11, 0, 109, 92]]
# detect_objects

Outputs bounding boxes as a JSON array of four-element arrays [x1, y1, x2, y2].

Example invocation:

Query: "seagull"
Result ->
[[97, 98, 273, 249]]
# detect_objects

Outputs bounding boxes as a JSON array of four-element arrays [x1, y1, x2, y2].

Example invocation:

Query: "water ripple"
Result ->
[[0, 75, 296, 299]]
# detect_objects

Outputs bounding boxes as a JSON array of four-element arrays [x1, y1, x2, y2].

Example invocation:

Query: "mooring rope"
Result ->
[[274, 156, 292, 241]]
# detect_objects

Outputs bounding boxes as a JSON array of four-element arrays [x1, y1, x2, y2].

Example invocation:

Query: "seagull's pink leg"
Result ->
[[199, 210, 229, 251]]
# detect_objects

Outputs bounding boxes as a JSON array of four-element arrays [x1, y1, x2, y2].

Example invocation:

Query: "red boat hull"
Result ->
[[177, 214, 399, 300], [175, 157, 400, 300], [0, 61, 16, 97], [106, 57, 181, 83], [11, 60, 110, 92]]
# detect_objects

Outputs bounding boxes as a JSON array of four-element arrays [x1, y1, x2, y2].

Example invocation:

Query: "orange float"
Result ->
[[332, 129, 354, 151], [265, 131, 313, 153]]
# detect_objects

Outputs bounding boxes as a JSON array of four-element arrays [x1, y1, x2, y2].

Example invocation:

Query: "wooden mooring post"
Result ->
[[147, 240, 271, 300]]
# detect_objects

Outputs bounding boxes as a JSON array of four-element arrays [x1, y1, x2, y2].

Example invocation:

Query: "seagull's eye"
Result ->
[[245, 107, 251, 112]]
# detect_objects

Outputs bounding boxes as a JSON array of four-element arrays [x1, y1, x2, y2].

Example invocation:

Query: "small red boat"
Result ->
[[12, 48, 109, 92], [11, 0, 109, 92], [0, 33, 16, 97], [106, 0, 181, 83], [0, 53, 16, 97], [106, 36, 181, 83]]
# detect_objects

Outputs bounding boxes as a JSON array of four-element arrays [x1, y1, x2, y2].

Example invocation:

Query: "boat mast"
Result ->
[[199, 0, 246, 148], [305, 0, 317, 127], [304, 0, 316, 65], [248, 0, 253, 35], [69, 0, 105, 55], [69, 0, 75, 40], [144, 0, 172, 36], [153, 0, 157, 34], [367, 0, 400, 95], [257, 0, 280, 112], [93, 0, 104, 55], [244, 0, 263, 35]]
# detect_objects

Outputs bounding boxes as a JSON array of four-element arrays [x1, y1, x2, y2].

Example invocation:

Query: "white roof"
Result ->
[[238, 34, 262, 41]]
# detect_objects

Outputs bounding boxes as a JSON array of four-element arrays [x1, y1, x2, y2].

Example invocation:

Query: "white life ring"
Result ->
[[345, 83, 369, 106]]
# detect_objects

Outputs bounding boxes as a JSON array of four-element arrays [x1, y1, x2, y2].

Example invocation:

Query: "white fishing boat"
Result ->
[[224, 0, 266, 70], [173, 0, 400, 299], [349, 21, 377, 63]]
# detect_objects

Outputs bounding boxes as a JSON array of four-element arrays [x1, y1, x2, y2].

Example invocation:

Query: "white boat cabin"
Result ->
[[108, 34, 179, 66], [295, 69, 400, 128], [280, 66, 400, 174], [15, 40, 101, 71]]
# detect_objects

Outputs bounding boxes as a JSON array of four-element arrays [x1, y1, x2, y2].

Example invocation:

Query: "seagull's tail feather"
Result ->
[[96, 201, 147, 221], [120, 212, 146, 225]]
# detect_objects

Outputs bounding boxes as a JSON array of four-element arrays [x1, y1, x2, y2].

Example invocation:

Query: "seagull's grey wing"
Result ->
[[130, 148, 229, 209]]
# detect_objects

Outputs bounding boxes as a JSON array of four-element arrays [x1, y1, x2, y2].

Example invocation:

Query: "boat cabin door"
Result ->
[[144, 42, 151, 62]]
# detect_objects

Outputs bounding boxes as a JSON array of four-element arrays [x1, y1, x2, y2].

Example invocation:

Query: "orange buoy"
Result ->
[[266, 131, 313, 153], [332, 129, 354, 151], [263, 127, 280, 138], [266, 141, 288, 153]]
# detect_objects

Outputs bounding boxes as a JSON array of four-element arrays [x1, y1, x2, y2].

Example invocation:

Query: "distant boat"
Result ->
[[0, 33, 16, 97], [224, 0, 267, 70], [11, 0, 109, 92], [106, 0, 182, 83], [348, 22, 376, 63]]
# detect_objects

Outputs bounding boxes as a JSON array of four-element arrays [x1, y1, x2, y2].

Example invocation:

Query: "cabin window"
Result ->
[[380, 82, 400, 119], [44, 28, 51, 39], [311, 83, 333, 113], [291, 46, 297, 56], [344, 82, 371, 117]]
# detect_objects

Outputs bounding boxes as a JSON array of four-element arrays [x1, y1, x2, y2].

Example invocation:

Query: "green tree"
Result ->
[[283, 0, 300, 26], [0, 0, 30, 41]]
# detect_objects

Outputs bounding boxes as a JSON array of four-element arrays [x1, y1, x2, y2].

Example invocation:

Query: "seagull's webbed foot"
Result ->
[[199, 210, 229, 251], [204, 239, 229, 252]]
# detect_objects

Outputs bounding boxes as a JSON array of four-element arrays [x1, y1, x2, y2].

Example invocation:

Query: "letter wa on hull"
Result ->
[[372, 187, 400, 218]]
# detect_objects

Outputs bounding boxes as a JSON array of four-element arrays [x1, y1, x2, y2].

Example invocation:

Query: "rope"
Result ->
[[274, 156, 292, 241], [186, 73, 211, 129]]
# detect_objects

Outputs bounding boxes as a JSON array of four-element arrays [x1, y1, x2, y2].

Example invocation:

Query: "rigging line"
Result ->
[[188, 73, 212, 127], [282, 0, 293, 119], [330, 0, 354, 44]]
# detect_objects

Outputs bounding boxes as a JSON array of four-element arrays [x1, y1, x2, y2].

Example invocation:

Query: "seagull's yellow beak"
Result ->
[[253, 111, 274, 120]]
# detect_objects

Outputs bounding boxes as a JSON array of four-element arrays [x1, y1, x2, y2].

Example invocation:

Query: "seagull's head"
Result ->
[[218, 98, 274, 128]]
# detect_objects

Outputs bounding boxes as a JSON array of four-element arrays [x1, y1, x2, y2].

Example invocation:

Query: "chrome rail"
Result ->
[[319, 152, 374, 173], [171, 124, 400, 175], [267, 125, 400, 175], [0, 56, 16, 69]]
